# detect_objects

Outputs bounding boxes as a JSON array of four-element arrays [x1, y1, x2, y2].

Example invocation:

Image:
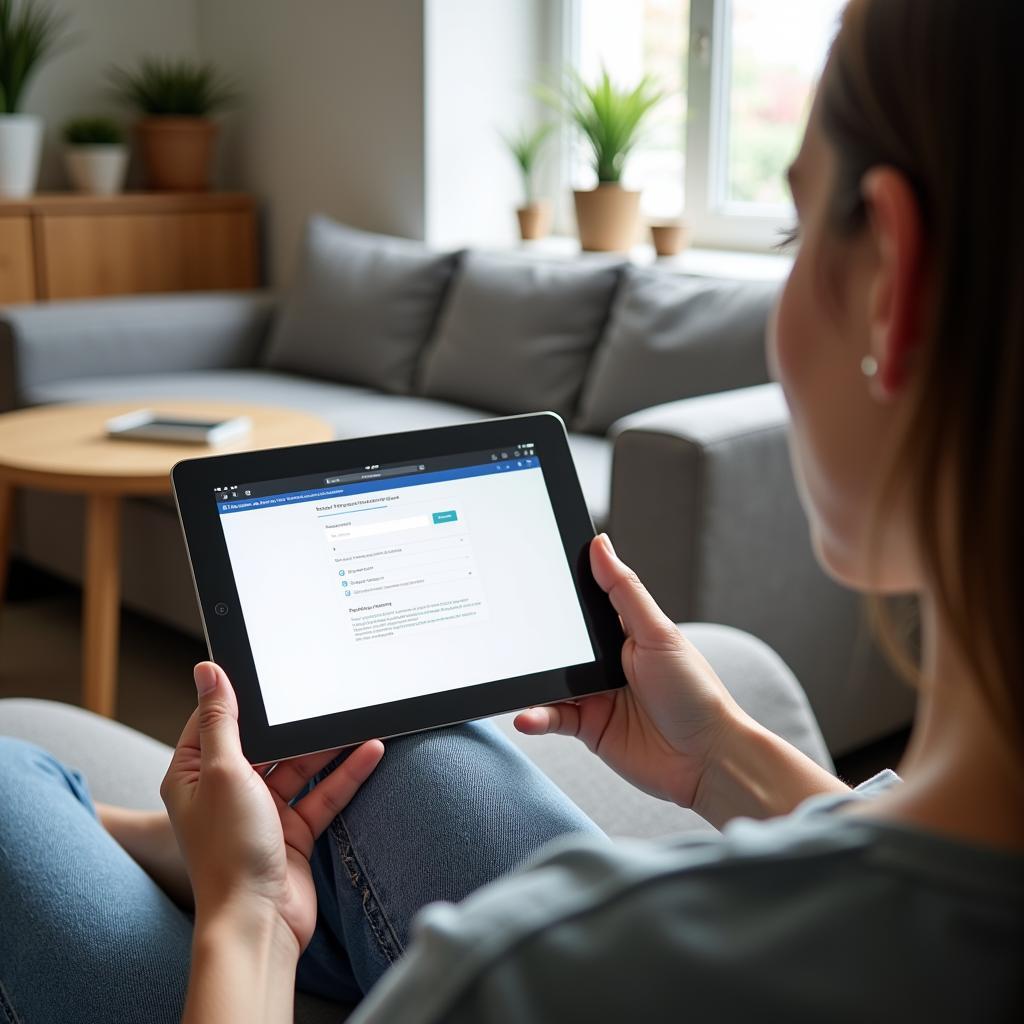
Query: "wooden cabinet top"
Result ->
[[0, 191, 259, 302], [0, 192, 256, 216]]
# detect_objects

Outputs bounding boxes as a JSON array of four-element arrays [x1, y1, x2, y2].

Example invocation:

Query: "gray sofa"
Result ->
[[0, 216, 913, 755], [0, 621, 833, 1023]]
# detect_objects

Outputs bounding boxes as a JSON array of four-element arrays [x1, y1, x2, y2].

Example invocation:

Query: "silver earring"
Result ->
[[861, 355, 879, 378]]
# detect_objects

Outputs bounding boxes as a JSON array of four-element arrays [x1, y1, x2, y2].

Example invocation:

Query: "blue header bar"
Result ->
[[217, 457, 540, 514]]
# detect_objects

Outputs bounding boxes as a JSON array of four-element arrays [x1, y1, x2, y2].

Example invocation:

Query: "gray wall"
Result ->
[[19, 0, 199, 190], [198, 0, 428, 285]]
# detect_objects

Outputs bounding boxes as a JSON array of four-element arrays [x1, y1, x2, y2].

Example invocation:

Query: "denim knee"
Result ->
[[0, 735, 51, 780], [0, 736, 191, 1024], [0, 736, 95, 815]]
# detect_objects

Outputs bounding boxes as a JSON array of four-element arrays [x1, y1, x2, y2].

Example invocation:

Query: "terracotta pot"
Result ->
[[136, 117, 218, 191], [516, 199, 552, 241], [650, 221, 689, 257], [573, 184, 641, 252]]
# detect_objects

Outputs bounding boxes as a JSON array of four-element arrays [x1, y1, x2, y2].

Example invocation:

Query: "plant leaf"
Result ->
[[109, 56, 237, 117], [0, 0, 71, 113], [64, 116, 123, 145], [500, 121, 554, 202], [539, 64, 665, 183]]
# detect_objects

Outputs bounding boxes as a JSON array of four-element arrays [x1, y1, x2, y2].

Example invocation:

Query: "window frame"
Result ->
[[564, 0, 801, 252]]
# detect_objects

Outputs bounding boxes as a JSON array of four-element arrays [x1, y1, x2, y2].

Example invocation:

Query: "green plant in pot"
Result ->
[[0, 0, 70, 197], [541, 66, 664, 252], [63, 117, 128, 195], [110, 57, 235, 191], [501, 122, 554, 241]]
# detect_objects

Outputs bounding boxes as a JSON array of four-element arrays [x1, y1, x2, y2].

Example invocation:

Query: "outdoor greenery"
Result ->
[[577, 1, 838, 220], [0, 0, 69, 114], [501, 122, 553, 203], [63, 116, 123, 145], [541, 66, 664, 184], [726, 56, 813, 205], [110, 57, 235, 117]]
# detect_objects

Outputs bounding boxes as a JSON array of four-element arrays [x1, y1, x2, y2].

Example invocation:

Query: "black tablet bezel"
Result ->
[[172, 412, 626, 764]]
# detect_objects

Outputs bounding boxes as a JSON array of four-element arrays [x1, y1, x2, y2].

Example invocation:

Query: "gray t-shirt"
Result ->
[[350, 771, 1024, 1022]]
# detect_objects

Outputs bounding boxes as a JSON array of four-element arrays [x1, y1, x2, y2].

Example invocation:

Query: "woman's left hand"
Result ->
[[161, 661, 385, 956]]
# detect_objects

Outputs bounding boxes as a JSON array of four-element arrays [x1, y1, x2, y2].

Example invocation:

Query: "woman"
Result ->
[[1, 0, 1021, 1020]]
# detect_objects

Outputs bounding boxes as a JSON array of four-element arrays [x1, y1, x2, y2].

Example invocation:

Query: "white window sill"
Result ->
[[494, 235, 791, 283]]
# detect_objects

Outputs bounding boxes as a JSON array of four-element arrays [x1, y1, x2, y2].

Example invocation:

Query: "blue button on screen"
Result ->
[[432, 510, 458, 524]]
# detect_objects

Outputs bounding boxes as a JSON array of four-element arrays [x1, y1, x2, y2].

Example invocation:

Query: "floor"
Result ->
[[0, 562, 909, 781], [0, 563, 202, 747]]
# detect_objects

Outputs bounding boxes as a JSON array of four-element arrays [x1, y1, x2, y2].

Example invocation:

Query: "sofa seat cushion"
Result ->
[[262, 216, 460, 394], [27, 370, 613, 526], [27, 368, 487, 437], [416, 251, 622, 420], [575, 268, 778, 434]]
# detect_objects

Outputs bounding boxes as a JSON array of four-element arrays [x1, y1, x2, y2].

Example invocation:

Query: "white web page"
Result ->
[[219, 464, 594, 725]]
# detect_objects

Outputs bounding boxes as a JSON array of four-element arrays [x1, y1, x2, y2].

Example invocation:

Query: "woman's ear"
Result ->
[[861, 167, 926, 399]]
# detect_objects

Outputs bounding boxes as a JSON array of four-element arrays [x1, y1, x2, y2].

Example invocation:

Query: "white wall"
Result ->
[[423, 0, 549, 249], [198, 0, 427, 284], [20, 0, 200, 190]]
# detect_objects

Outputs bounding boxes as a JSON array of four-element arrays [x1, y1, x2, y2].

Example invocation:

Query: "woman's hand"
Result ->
[[515, 534, 743, 810], [161, 662, 384, 956], [516, 535, 847, 825]]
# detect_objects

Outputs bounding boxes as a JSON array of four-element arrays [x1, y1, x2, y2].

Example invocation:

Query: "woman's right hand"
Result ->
[[515, 533, 745, 810]]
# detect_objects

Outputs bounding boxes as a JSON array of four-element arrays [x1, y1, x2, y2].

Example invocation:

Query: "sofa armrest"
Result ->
[[608, 384, 914, 755], [0, 698, 170, 810], [608, 383, 791, 622], [0, 290, 277, 410]]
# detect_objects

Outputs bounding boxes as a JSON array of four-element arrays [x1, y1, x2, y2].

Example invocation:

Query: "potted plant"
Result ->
[[63, 117, 128, 195], [501, 122, 553, 241], [543, 67, 664, 252], [110, 57, 235, 191], [650, 219, 689, 257], [0, 0, 69, 197]]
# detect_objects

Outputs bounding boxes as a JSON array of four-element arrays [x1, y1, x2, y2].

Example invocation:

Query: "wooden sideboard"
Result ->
[[0, 192, 259, 303]]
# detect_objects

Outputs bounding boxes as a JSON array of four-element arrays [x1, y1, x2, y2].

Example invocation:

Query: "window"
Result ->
[[570, 0, 845, 250], [574, 0, 690, 220]]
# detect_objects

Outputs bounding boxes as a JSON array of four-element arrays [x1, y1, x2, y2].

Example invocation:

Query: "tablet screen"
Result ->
[[213, 443, 596, 726]]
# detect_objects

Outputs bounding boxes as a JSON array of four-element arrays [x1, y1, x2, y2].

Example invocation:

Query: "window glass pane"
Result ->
[[577, 0, 689, 218], [724, 0, 845, 207]]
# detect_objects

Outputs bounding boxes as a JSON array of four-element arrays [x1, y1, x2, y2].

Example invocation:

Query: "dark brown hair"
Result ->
[[819, 0, 1024, 746]]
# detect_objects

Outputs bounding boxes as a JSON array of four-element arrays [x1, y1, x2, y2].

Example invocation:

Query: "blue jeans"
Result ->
[[0, 722, 601, 1023]]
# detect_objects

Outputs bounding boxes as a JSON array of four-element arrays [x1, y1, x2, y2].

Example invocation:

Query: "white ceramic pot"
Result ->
[[64, 145, 130, 195], [0, 114, 44, 198]]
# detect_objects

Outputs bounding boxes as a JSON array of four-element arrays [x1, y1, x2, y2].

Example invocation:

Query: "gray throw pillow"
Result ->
[[263, 215, 460, 393], [415, 251, 622, 420], [574, 268, 778, 434]]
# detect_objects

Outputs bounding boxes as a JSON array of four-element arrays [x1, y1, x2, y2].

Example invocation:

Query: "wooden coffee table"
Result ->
[[0, 400, 332, 718]]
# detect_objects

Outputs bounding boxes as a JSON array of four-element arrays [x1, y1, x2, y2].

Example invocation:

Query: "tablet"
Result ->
[[172, 413, 626, 764]]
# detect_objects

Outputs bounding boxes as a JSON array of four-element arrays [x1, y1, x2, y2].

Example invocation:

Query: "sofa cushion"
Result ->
[[28, 370, 613, 527], [416, 251, 622, 420], [263, 216, 460, 394], [574, 269, 777, 434]]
